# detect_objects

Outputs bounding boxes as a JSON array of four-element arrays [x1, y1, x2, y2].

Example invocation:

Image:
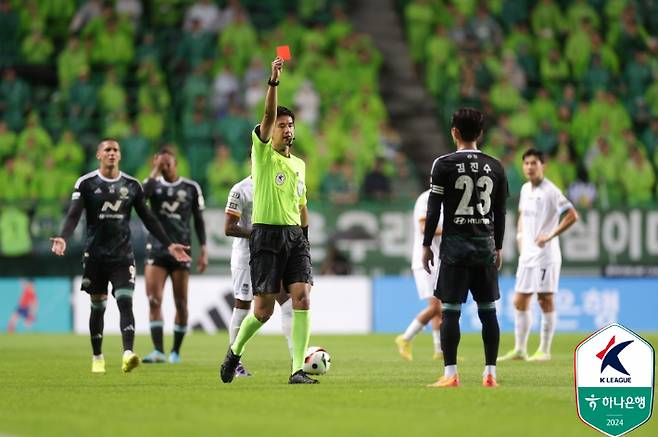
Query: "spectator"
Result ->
[[568, 180, 597, 208], [120, 122, 149, 175], [390, 151, 419, 200], [138, 71, 170, 114], [98, 68, 127, 115], [53, 130, 84, 174], [565, 18, 594, 78], [587, 137, 623, 206], [137, 105, 164, 143], [0, 120, 16, 160], [218, 11, 258, 77], [184, 0, 220, 33], [136, 32, 162, 65], [207, 143, 241, 206], [57, 36, 89, 91], [116, 0, 142, 28], [174, 18, 214, 72], [624, 51, 653, 100], [66, 67, 97, 134], [21, 28, 53, 65], [540, 48, 570, 97], [362, 157, 391, 201], [211, 64, 240, 113], [501, 50, 526, 92], [294, 80, 320, 128], [320, 159, 357, 205], [642, 117, 658, 156], [468, 3, 503, 48], [622, 146, 655, 206], [0, 68, 31, 131], [320, 242, 353, 275], [184, 106, 214, 184], [404, 0, 434, 63], [103, 111, 131, 139], [69, 0, 102, 33]]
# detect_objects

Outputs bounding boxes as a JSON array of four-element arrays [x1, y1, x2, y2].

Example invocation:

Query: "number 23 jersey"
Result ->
[[430, 150, 508, 265]]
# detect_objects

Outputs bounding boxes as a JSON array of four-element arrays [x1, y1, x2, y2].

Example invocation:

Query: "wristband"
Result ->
[[302, 226, 308, 240], [268, 78, 279, 87]]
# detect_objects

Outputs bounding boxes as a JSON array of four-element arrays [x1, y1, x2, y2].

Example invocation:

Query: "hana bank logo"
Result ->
[[597, 336, 633, 383]]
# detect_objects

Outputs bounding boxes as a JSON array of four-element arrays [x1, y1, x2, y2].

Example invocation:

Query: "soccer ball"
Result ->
[[303, 346, 331, 375]]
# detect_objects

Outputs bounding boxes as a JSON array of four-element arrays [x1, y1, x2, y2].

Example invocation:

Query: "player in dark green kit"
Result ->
[[220, 56, 316, 384], [50, 140, 191, 374], [141, 147, 207, 364], [422, 108, 508, 388]]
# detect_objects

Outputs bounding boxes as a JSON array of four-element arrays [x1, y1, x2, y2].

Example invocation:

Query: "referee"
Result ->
[[220, 57, 316, 384]]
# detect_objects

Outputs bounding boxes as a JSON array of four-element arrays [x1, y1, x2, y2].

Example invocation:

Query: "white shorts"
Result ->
[[514, 263, 560, 294], [413, 266, 439, 300], [231, 266, 253, 301]]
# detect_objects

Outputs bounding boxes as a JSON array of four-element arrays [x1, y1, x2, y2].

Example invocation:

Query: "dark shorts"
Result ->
[[16, 306, 31, 318], [249, 224, 313, 294], [146, 250, 191, 274], [435, 263, 500, 304], [81, 257, 136, 296]]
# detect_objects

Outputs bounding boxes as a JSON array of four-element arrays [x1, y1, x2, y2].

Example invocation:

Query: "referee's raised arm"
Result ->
[[258, 57, 284, 143]]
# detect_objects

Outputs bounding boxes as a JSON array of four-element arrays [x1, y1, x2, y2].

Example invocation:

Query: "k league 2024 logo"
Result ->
[[575, 323, 655, 436]]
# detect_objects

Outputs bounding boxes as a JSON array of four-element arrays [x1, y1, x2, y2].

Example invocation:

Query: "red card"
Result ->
[[276, 45, 292, 61]]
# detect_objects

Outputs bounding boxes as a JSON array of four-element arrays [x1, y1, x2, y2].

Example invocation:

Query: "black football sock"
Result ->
[[89, 300, 106, 356], [478, 302, 500, 366], [172, 324, 187, 354], [116, 295, 135, 352], [150, 320, 164, 353], [440, 304, 462, 366]]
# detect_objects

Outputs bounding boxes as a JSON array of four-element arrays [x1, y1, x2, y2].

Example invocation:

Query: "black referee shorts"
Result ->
[[249, 224, 313, 294], [435, 262, 500, 304]]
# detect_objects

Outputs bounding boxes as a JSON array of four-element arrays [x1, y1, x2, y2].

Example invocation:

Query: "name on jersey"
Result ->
[[454, 217, 490, 225], [456, 162, 492, 174]]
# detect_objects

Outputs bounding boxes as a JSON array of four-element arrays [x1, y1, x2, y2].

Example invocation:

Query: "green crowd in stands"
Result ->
[[0, 0, 414, 218], [403, 0, 658, 207]]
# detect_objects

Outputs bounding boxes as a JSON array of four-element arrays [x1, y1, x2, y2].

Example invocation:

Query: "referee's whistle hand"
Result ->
[[168, 244, 192, 262], [422, 246, 434, 274]]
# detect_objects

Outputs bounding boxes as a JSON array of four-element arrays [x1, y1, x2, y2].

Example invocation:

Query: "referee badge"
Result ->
[[275, 172, 286, 185]]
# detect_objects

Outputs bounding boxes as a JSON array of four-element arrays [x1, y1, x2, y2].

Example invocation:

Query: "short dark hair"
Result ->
[[97, 138, 119, 149], [450, 107, 484, 142], [157, 145, 176, 157], [522, 148, 544, 163], [276, 106, 295, 123]]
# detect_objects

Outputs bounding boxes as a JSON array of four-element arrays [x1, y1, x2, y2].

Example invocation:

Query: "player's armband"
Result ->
[[430, 184, 444, 195]]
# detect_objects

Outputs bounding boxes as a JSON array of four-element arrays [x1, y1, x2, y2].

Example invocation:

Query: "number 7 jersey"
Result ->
[[429, 150, 508, 266]]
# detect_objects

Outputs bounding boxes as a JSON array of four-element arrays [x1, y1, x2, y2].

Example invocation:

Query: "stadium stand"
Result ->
[[0, 0, 408, 224], [400, 0, 658, 207]]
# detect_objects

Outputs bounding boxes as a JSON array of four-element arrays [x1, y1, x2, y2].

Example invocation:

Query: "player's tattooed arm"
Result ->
[[51, 189, 85, 255], [192, 195, 208, 273], [224, 213, 251, 239]]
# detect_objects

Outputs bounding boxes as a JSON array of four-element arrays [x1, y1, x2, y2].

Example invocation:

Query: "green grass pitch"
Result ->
[[1, 333, 656, 437]]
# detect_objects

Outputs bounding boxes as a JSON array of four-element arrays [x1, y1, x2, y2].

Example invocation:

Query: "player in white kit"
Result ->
[[395, 189, 443, 361], [500, 149, 578, 362], [224, 176, 293, 377]]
